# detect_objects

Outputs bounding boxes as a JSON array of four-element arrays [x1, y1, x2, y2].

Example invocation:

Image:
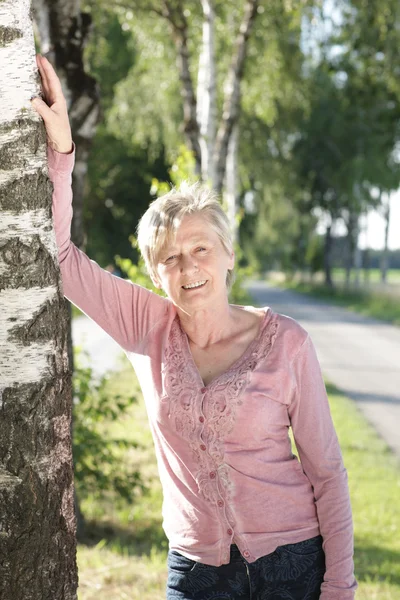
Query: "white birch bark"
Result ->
[[353, 217, 362, 287], [197, 0, 217, 185], [214, 0, 259, 194], [0, 0, 57, 392], [380, 192, 391, 284], [0, 1, 77, 597], [225, 123, 239, 243]]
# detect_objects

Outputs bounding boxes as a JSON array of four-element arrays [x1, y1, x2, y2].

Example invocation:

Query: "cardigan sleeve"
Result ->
[[48, 144, 168, 353], [288, 335, 357, 600]]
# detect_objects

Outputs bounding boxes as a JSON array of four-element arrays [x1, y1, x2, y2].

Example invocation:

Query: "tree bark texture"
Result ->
[[162, 1, 202, 174], [225, 123, 239, 244], [324, 223, 334, 288], [380, 193, 391, 284], [344, 211, 357, 289], [197, 0, 216, 185], [214, 0, 259, 194], [0, 1, 78, 598]]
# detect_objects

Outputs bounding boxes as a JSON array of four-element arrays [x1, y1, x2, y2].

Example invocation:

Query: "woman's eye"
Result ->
[[165, 255, 176, 263], [197, 247, 206, 252]]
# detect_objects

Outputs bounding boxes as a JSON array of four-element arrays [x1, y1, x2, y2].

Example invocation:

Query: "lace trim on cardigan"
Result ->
[[161, 312, 279, 505]]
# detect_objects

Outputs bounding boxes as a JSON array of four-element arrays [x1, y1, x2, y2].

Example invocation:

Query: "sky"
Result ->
[[359, 192, 399, 250]]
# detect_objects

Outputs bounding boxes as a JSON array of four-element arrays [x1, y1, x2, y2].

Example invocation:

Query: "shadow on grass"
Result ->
[[79, 517, 169, 557], [355, 539, 400, 586]]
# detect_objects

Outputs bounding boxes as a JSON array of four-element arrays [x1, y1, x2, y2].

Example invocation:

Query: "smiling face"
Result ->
[[152, 213, 235, 314]]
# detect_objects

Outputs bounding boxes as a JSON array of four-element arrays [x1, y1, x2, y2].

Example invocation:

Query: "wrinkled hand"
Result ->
[[31, 55, 73, 154]]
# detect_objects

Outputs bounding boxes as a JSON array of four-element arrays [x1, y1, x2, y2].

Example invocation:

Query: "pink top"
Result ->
[[48, 145, 357, 599]]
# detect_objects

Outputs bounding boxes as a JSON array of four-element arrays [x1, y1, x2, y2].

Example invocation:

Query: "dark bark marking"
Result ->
[[0, 127, 46, 171], [0, 26, 23, 47], [0, 169, 52, 211], [0, 375, 71, 474], [9, 298, 67, 346], [0, 363, 76, 600], [0, 235, 60, 292]]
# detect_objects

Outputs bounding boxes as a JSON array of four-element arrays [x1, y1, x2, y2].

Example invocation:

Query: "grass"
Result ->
[[71, 303, 85, 319], [76, 361, 400, 599], [279, 278, 400, 326], [331, 268, 400, 285]]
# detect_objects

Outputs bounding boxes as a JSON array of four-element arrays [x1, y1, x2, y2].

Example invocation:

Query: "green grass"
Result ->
[[331, 268, 400, 285], [280, 279, 400, 326], [76, 362, 400, 599], [71, 303, 85, 319]]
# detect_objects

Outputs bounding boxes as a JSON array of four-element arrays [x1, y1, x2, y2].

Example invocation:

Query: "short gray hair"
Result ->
[[137, 181, 235, 290]]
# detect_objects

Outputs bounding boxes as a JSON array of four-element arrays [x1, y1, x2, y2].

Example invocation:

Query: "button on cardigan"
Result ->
[[48, 145, 357, 599]]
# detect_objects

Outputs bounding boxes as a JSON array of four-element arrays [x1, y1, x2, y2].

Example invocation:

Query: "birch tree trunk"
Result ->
[[324, 222, 334, 288], [225, 123, 239, 243], [0, 1, 77, 598], [214, 0, 259, 195], [353, 221, 362, 288], [344, 211, 356, 289], [380, 192, 391, 284], [163, 0, 202, 174], [197, 0, 216, 185]]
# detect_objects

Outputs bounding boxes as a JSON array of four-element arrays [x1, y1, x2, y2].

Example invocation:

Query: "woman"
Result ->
[[31, 54, 357, 600]]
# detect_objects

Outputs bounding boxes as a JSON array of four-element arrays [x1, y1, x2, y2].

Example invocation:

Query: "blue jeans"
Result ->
[[166, 535, 325, 599]]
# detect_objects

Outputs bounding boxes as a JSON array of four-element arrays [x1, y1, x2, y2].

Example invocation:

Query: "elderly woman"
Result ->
[[32, 55, 357, 600]]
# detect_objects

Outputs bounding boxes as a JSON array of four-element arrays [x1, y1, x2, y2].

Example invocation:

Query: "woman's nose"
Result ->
[[180, 254, 198, 272]]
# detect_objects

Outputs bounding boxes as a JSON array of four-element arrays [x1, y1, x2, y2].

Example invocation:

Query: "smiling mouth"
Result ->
[[182, 280, 207, 290]]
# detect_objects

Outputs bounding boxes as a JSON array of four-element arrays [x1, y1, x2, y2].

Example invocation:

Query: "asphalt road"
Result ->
[[72, 282, 400, 459], [247, 280, 400, 459], [72, 314, 125, 380]]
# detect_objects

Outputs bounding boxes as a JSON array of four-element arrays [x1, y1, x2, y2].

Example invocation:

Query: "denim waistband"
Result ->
[[230, 535, 322, 562]]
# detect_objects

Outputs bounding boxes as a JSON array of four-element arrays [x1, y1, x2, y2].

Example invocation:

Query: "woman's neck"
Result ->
[[177, 303, 237, 349]]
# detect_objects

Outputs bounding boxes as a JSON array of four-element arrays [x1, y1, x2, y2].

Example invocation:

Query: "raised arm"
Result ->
[[31, 55, 168, 352]]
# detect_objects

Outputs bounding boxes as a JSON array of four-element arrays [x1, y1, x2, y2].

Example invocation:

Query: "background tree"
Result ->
[[336, 0, 400, 283], [0, 1, 77, 598], [291, 0, 400, 286]]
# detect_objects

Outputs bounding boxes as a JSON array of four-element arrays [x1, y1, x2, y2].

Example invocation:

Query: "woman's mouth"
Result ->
[[182, 280, 207, 290]]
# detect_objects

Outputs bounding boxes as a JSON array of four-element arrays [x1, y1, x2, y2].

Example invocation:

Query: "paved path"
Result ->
[[247, 281, 400, 458], [72, 315, 125, 380]]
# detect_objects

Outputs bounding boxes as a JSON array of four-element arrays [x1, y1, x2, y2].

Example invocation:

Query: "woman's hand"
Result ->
[[31, 54, 73, 154]]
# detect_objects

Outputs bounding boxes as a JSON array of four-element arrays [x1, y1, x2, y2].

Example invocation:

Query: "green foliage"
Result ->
[[115, 238, 164, 296], [73, 349, 146, 505], [151, 145, 198, 194], [305, 234, 325, 274], [229, 243, 254, 305], [81, 0, 400, 279], [81, 4, 170, 267]]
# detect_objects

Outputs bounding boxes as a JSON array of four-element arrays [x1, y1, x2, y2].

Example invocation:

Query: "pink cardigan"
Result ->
[[48, 145, 357, 599]]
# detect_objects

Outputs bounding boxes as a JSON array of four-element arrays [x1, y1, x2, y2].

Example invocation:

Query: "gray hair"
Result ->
[[137, 181, 235, 290]]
